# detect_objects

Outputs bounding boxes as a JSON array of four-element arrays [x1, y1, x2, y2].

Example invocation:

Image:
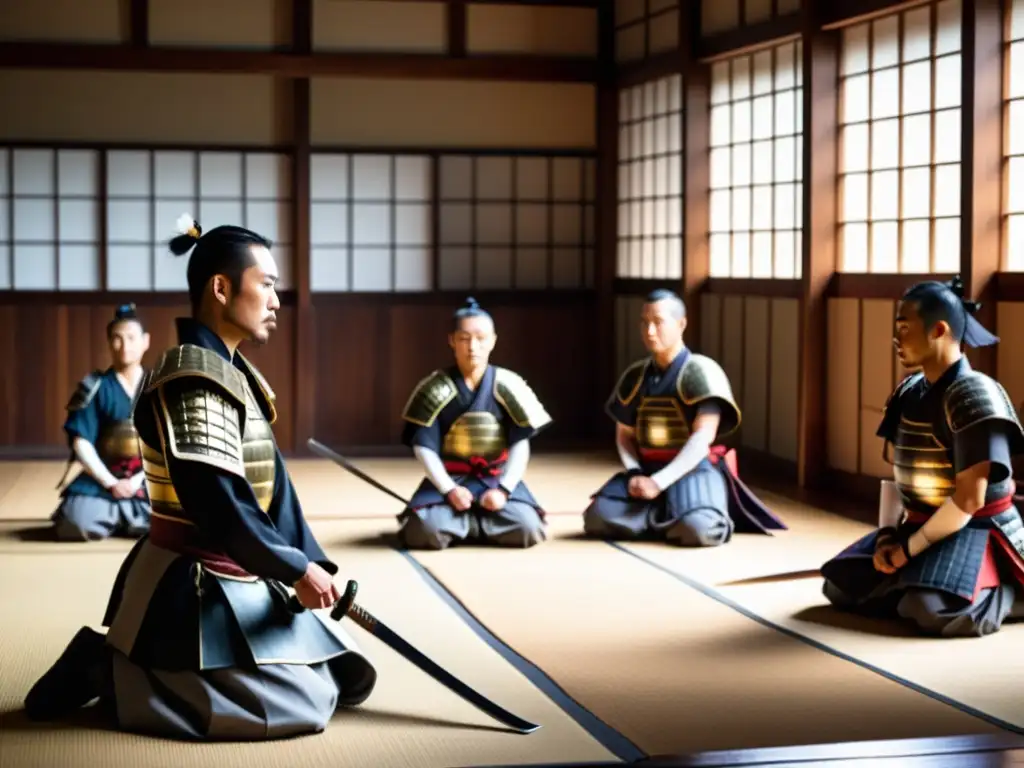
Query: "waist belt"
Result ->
[[443, 449, 509, 479], [149, 515, 255, 580], [904, 487, 1016, 525]]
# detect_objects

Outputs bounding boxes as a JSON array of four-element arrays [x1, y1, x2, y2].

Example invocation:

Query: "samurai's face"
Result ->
[[640, 299, 686, 356], [449, 315, 496, 373], [216, 245, 281, 345], [894, 299, 950, 368], [108, 320, 149, 369]]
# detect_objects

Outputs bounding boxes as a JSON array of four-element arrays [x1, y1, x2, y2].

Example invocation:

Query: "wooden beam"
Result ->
[[682, 1, 709, 357], [705, 278, 802, 297], [594, 0, 617, 432], [698, 13, 802, 60], [828, 272, 957, 299], [291, 0, 313, 456], [0, 42, 598, 82], [448, 1, 468, 57], [961, 0, 1003, 377], [821, 0, 930, 28], [796, 0, 838, 490], [129, 0, 149, 48]]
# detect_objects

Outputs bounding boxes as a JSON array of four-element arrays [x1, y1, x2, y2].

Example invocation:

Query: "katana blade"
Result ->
[[347, 602, 541, 734], [307, 438, 410, 507], [289, 580, 540, 734]]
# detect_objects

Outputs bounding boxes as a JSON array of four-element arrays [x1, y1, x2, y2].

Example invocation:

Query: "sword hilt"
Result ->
[[286, 578, 360, 617]]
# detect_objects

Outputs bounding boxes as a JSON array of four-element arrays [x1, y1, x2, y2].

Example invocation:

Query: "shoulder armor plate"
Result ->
[[234, 351, 278, 425], [944, 372, 1023, 434], [677, 354, 742, 437], [613, 360, 648, 406], [402, 370, 458, 427], [144, 343, 248, 411], [494, 368, 553, 429], [154, 383, 246, 478], [66, 370, 104, 412]]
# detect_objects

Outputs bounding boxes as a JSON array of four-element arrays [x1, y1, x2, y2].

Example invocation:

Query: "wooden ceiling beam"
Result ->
[[0, 42, 598, 82]]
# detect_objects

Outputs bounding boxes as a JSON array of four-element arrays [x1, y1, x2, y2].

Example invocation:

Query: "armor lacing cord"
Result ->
[[71, 437, 119, 490], [414, 446, 457, 495], [906, 496, 974, 557]]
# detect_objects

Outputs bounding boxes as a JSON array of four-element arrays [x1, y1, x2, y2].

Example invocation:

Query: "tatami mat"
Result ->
[[0, 455, 620, 522], [0, 518, 616, 768], [616, 496, 1024, 736], [408, 517, 1004, 757]]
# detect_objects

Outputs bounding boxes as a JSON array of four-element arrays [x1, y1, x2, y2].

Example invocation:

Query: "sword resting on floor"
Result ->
[[287, 580, 540, 734], [307, 438, 412, 506]]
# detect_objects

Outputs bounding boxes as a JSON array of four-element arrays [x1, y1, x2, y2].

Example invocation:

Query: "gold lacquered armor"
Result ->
[[493, 368, 552, 430], [442, 412, 508, 460], [891, 417, 954, 510], [140, 344, 278, 522], [96, 419, 142, 468], [635, 397, 690, 450], [402, 371, 458, 427], [612, 353, 742, 441]]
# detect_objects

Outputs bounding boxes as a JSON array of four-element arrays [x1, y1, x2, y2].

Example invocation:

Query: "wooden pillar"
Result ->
[[595, 2, 618, 437], [447, 0, 468, 57], [796, 0, 839, 489], [129, 0, 149, 47], [681, 2, 709, 351], [961, 0, 1003, 377], [292, 0, 314, 455]]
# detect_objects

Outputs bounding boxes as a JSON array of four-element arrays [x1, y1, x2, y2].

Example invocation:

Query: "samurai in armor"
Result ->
[[51, 303, 152, 541], [398, 297, 552, 550], [24, 216, 376, 739], [821, 277, 1024, 637], [584, 289, 786, 546]]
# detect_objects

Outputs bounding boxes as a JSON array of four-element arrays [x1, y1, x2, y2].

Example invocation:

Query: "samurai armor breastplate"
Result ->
[[96, 419, 143, 478], [143, 375, 277, 522], [442, 411, 508, 461], [635, 397, 690, 453], [891, 416, 954, 513]]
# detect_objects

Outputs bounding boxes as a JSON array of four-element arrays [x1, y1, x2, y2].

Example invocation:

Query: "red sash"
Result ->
[[637, 444, 739, 477], [904, 488, 1024, 598], [149, 515, 255, 580], [443, 449, 509, 479]]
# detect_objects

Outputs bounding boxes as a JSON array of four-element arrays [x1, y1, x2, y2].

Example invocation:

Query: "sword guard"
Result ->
[[331, 579, 359, 621]]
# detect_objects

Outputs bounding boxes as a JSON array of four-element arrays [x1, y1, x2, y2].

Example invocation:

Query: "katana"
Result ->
[[288, 580, 540, 735], [307, 438, 411, 506]]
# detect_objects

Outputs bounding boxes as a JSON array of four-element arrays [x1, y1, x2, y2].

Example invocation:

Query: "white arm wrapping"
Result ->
[[650, 424, 715, 492], [72, 437, 118, 490], [878, 479, 903, 530], [129, 471, 147, 494], [500, 440, 530, 492], [906, 496, 974, 557], [413, 446, 457, 496], [616, 427, 642, 472]]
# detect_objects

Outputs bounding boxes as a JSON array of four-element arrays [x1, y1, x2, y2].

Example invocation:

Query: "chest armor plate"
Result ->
[[144, 379, 278, 520], [892, 416, 954, 511], [635, 397, 690, 450], [442, 411, 507, 460], [97, 419, 141, 466]]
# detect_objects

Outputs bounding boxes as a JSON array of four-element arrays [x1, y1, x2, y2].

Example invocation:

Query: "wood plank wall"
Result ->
[[0, 0, 602, 458]]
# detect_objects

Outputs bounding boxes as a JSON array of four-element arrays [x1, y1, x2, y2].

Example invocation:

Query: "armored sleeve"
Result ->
[[494, 368, 553, 444], [945, 373, 1022, 481], [400, 370, 457, 452], [63, 371, 104, 444], [164, 450, 310, 585], [677, 355, 741, 438], [605, 360, 647, 427]]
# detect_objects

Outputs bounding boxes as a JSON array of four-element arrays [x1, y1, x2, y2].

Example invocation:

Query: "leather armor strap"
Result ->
[[149, 515, 255, 579], [443, 449, 509, 478]]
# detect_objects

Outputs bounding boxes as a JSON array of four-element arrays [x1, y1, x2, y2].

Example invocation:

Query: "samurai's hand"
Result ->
[[293, 562, 341, 610], [628, 475, 660, 500]]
